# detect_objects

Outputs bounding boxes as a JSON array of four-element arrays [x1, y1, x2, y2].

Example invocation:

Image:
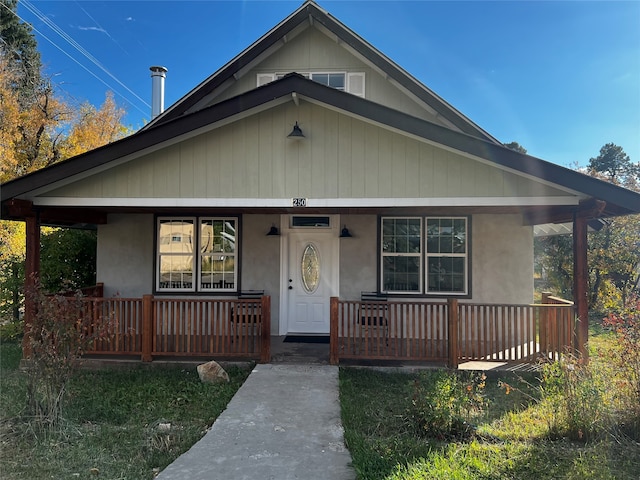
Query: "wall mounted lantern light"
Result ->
[[339, 225, 353, 238], [287, 121, 305, 139], [266, 224, 280, 236]]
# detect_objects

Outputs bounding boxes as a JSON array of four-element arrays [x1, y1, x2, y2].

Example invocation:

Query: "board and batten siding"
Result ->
[[44, 102, 570, 202], [200, 26, 449, 127]]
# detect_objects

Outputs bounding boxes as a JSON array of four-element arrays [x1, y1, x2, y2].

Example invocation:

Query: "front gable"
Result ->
[[151, 0, 498, 142], [41, 100, 573, 207], [196, 24, 454, 129]]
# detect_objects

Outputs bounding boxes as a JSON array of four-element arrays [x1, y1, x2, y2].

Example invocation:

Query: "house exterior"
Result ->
[[3, 1, 640, 363]]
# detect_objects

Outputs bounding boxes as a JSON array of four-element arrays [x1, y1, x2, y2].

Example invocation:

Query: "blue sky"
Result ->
[[16, 0, 640, 167]]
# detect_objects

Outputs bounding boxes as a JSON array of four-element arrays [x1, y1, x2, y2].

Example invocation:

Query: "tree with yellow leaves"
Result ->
[[1, 55, 129, 182], [1, 6, 130, 324], [0, 54, 67, 181], [58, 91, 129, 160]]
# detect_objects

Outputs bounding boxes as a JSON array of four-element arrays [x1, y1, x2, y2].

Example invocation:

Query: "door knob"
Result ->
[[288, 286, 293, 290]]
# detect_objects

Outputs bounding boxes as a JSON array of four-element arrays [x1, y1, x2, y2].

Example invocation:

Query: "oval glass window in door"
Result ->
[[301, 243, 320, 293]]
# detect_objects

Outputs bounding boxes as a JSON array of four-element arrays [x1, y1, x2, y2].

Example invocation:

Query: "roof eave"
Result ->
[[3, 74, 639, 219]]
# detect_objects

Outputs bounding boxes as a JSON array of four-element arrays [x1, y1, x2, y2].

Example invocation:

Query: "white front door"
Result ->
[[283, 221, 339, 335]]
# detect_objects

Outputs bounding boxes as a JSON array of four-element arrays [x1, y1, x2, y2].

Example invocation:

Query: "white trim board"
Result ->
[[32, 196, 580, 208]]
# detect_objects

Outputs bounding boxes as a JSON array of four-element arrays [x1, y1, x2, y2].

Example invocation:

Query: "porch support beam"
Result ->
[[22, 207, 41, 358], [5, 199, 107, 225], [572, 199, 605, 362]]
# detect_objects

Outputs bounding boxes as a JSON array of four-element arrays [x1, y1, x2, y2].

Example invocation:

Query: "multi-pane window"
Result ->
[[157, 217, 237, 292], [382, 218, 422, 292], [381, 217, 468, 295], [310, 73, 345, 90], [259, 72, 365, 97], [426, 218, 467, 293]]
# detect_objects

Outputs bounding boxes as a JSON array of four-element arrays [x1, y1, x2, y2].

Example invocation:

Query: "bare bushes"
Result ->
[[23, 282, 111, 429]]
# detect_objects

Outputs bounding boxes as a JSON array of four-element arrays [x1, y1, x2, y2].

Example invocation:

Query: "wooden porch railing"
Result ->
[[330, 297, 576, 367], [330, 298, 450, 364], [79, 295, 271, 363]]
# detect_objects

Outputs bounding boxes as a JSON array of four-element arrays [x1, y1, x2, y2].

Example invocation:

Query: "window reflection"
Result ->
[[157, 217, 237, 291]]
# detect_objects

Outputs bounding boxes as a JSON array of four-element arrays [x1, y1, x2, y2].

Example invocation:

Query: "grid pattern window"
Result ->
[[381, 218, 422, 293], [157, 217, 238, 292], [261, 72, 364, 97], [158, 219, 195, 290], [426, 218, 467, 294], [381, 217, 468, 295], [199, 219, 237, 291]]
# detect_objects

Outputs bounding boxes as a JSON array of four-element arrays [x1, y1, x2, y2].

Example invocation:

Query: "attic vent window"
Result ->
[[258, 72, 365, 97]]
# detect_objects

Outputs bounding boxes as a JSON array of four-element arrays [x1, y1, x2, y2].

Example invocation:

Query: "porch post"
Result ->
[[447, 298, 459, 369], [259, 295, 271, 363], [141, 294, 153, 362], [22, 212, 41, 359], [540, 292, 551, 357], [329, 297, 339, 365], [573, 213, 589, 362]]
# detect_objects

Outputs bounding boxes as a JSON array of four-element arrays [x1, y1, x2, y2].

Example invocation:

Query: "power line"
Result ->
[[11, 1, 150, 116]]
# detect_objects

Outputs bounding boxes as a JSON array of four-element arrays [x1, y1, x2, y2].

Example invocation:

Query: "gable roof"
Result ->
[[144, 0, 499, 143], [3, 73, 640, 224]]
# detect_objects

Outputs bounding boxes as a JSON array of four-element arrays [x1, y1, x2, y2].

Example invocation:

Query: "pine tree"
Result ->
[[0, 0, 42, 102]]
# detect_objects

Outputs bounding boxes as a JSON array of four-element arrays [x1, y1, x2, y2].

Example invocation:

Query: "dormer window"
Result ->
[[257, 71, 365, 97]]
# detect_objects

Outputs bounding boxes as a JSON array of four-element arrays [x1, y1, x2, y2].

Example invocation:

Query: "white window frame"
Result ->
[[156, 216, 238, 293], [198, 218, 238, 293], [258, 71, 365, 97], [157, 217, 196, 292], [381, 217, 423, 294], [425, 217, 468, 295], [380, 216, 469, 296]]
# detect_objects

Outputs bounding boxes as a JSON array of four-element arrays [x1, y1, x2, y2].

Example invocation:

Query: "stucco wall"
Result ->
[[95, 212, 533, 329], [97, 214, 153, 298], [241, 214, 282, 334], [339, 213, 533, 304], [97, 214, 283, 333], [470, 214, 534, 304], [339, 214, 378, 300]]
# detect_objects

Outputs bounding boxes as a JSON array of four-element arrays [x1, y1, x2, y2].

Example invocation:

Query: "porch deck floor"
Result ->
[[270, 336, 330, 364], [270, 337, 540, 372]]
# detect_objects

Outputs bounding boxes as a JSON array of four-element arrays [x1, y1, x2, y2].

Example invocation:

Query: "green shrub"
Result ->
[[409, 369, 486, 440], [540, 355, 611, 441], [0, 318, 23, 341], [602, 295, 640, 439]]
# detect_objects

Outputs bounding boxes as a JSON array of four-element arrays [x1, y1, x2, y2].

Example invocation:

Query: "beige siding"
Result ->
[[45, 103, 570, 201], [210, 26, 447, 125]]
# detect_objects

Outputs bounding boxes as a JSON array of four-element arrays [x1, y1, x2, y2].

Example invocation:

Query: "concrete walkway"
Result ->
[[156, 364, 355, 480]]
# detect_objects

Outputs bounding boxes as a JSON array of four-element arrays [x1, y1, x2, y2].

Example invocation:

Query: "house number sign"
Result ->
[[292, 197, 307, 207]]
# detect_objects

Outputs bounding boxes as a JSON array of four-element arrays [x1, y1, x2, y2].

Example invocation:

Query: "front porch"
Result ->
[[67, 291, 575, 368]]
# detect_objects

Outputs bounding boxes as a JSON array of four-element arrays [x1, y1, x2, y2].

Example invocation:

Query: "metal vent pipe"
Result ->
[[150, 66, 168, 119]]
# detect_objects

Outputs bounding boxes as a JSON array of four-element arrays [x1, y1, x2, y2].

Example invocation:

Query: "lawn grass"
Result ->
[[340, 365, 640, 480], [3, 316, 639, 480], [0, 341, 251, 479]]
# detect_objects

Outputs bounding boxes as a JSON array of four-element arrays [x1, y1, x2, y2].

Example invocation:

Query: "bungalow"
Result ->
[[3, 1, 640, 365]]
